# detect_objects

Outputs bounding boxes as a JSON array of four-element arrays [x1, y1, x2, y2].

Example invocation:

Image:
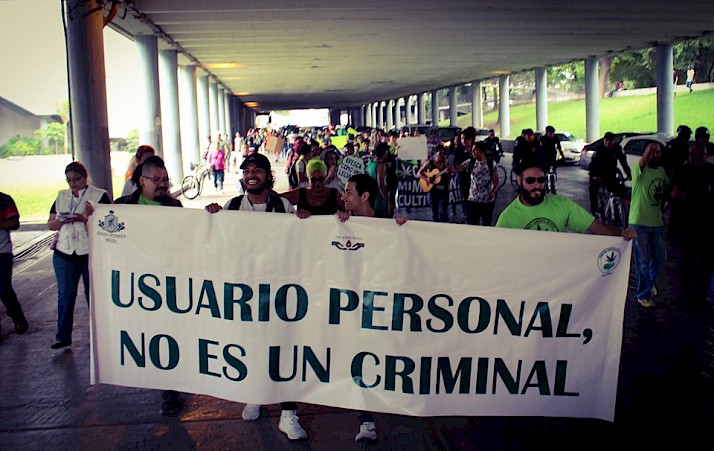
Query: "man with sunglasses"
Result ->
[[496, 157, 636, 240]]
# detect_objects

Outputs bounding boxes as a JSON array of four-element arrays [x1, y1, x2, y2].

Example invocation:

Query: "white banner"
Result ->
[[396, 136, 428, 160], [89, 204, 632, 421]]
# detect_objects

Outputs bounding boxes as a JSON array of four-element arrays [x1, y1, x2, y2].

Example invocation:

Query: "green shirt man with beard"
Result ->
[[496, 157, 636, 239]]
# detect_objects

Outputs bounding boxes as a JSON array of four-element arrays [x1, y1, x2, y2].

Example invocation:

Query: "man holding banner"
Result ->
[[204, 152, 306, 441], [496, 157, 636, 240], [338, 172, 406, 443]]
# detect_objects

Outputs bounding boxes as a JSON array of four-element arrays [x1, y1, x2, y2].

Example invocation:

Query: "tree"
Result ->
[[125, 129, 139, 152], [44, 122, 65, 154], [55, 100, 70, 154], [598, 56, 613, 98], [547, 61, 584, 93], [610, 49, 655, 89]]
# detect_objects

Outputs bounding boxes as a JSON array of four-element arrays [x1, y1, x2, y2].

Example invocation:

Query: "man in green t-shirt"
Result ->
[[627, 142, 669, 308], [496, 158, 636, 239]]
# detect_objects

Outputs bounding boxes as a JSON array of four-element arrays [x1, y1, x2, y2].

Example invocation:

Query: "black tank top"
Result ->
[[297, 188, 339, 215]]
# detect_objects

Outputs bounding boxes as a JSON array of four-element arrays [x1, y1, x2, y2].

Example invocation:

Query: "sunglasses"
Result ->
[[310, 176, 326, 183], [524, 176, 547, 184]]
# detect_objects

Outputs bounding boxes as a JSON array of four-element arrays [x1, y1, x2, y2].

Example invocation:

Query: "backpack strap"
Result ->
[[226, 195, 244, 210], [266, 194, 286, 213]]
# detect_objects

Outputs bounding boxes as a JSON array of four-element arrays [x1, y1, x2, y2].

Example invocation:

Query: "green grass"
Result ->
[[2, 176, 125, 222], [446, 88, 714, 139]]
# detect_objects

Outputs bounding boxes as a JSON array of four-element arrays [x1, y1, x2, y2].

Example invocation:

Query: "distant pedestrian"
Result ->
[[686, 66, 695, 93], [0, 191, 29, 344]]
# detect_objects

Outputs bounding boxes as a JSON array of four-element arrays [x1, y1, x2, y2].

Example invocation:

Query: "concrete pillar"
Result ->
[[449, 87, 458, 127], [352, 107, 362, 128], [223, 89, 232, 137], [418, 93, 426, 125], [405, 96, 413, 124], [234, 98, 243, 135], [209, 79, 219, 136], [376, 102, 384, 129], [178, 65, 201, 167], [135, 34, 162, 155], [329, 108, 341, 126], [431, 90, 439, 126], [197, 73, 210, 149], [584, 57, 600, 142], [499, 75, 510, 138], [535, 67, 548, 132], [365, 104, 372, 128], [394, 99, 402, 130], [386, 100, 394, 130], [217, 87, 226, 135], [471, 81, 483, 128], [64, 0, 112, 195], [158, 49, 183, 180], [656, 44, 675, 135]]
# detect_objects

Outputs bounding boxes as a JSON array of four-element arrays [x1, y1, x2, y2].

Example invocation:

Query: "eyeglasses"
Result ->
[[310, 176, 326, 183], [66, 175, 84, 183], [143, 176, 171, 185], [524, 176, 547, 184]]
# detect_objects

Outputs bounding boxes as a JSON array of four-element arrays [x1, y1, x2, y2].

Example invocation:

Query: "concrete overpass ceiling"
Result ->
[[110, 0, 714, 110]]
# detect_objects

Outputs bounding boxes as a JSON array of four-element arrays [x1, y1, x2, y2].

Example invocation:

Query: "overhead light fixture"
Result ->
[[245, 102, 260, 108], [489, 70, 510, 75], [205, 63, 243, 69], [234, 91, 251, 96], [222, 76, 242, 81]]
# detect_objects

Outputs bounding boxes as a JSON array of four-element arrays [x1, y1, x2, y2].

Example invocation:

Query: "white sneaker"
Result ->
[[241, 404, 261, 421], [278, 410, 307, 440], [651, 286, 658, 297], [355, 421, 377, 442]]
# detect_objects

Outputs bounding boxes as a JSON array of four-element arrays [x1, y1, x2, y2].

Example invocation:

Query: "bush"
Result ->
[[0, 135, 50, 158]]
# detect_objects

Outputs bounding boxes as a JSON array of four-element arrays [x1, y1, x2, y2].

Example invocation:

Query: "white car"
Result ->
[[536, 131, 586, 165]]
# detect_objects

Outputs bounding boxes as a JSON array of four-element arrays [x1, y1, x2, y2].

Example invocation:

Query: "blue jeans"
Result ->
[[53, 252, 89, 342], [630, 225, 666, 302]]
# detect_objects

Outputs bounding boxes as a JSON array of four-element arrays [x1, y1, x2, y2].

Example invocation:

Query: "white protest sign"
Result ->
[[396, 136, 428, 161], [336, 155, 366, 185]]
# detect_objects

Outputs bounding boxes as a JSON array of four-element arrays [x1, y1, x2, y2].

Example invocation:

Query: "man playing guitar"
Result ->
[[418, 144, 452, 222]]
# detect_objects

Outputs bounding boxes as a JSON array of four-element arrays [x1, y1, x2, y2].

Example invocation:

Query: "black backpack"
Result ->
[[288, 161, 299, 189], [226, 194, 286, 213]]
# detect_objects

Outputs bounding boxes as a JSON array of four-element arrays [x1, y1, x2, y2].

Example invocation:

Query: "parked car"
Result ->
[[535, 131, 586, 165], [578, 132, 654, 169], [473, 128, 491, 142]]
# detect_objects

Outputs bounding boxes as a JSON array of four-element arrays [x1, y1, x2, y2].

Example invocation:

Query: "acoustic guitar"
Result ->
[[419, 167, 450, 193]]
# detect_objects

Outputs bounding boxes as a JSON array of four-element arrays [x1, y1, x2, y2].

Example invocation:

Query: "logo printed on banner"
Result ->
[[331, 239, 365, 251], [98, 210, 125, 233], [331, 235, 365, 251], [597, 247, 621, 275]]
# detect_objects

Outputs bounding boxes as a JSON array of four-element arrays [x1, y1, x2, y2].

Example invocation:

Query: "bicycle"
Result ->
[[545, 168, 557, 194], [594, 169, 630, 227], [180, 161, 209, 200], [491, 146, 507, 189]]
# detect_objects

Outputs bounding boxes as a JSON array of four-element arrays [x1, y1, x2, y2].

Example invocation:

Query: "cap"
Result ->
[[240, 152, 271, 171]]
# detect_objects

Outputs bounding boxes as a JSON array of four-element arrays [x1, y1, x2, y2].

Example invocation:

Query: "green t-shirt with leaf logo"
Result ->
[[496, 194, 595, 233]]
